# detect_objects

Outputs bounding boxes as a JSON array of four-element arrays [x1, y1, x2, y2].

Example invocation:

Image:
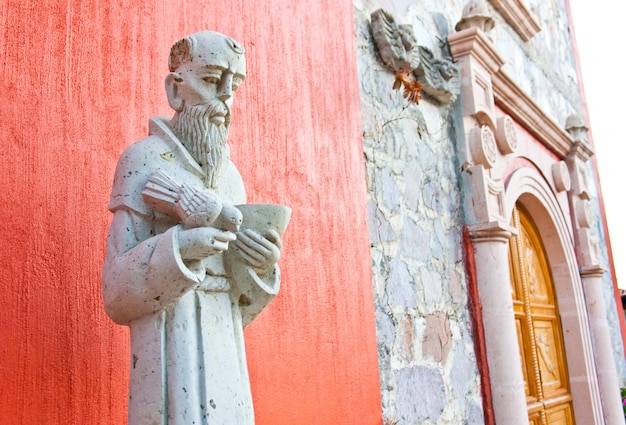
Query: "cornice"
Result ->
[[489, 0, 541, 42], [567, 140, 594, 163], [491, 68, 578, 159], [448, 28, 505, 73], [492, 69, 594, 162]]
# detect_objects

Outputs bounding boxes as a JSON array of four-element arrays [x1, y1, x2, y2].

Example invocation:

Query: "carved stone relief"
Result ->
[[486, 177, 506, 221], [575, 199, 593, 229], [469, 165, 506, 223], [565, 115, 589, 142], [569, 161, 590, 200], [470, 125, 498, 168], [495, 115, 518, 155], [578, 228, 602, 266], [565, 115, 593, 201], [370, 9, 460, 105], [563, 114, 602, 270], [455, 0, 495, 34], [551, 161, 571, 192]]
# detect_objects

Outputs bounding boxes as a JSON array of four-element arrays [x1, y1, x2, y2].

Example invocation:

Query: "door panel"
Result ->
[[533, 319, 565, 393], [509, 204, 575, 425], [545, 403, 574, 425]]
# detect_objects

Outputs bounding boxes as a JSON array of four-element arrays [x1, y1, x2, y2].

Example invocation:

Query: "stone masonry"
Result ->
[[355, 1, 483, 423]]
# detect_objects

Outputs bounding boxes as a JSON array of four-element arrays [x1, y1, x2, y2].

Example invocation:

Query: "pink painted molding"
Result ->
[[491, 69, 592, 161], [489, 0, 541, 42]]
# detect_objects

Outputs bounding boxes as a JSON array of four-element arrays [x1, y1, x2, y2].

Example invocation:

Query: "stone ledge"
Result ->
[[489, 0, 541, 42]]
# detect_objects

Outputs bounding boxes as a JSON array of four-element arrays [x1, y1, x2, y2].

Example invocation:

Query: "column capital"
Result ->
[[580, 264, 606, 279], [469, 220, 518, 243]]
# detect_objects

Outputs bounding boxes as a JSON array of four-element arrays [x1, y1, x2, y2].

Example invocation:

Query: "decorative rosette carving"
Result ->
[[551, 161, 571, 192], [575, 199, 593, 228], [495, 115, 518, 154], [470, 125, 497, 168]]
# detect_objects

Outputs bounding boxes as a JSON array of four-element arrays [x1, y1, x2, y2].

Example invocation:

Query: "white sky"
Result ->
[[568, 0, 625, 288]]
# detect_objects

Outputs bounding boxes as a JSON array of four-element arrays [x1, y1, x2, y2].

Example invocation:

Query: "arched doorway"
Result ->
[[509, 203, 575, 425]]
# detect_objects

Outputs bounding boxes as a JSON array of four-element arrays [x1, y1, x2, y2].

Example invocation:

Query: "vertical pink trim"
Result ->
[[463, 226, 496, 425]]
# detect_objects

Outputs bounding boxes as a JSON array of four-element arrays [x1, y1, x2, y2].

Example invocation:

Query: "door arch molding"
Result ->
[[503, 166, 604, 425]]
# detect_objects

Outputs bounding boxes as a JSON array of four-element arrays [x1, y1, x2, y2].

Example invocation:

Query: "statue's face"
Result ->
[[173, 41, 246, 125]]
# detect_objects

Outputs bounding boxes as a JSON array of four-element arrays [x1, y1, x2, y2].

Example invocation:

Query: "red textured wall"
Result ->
[[0, 1, 382, 424]]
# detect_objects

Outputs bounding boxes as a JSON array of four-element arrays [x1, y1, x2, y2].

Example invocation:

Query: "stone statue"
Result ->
[[102, 31, 290, 425]]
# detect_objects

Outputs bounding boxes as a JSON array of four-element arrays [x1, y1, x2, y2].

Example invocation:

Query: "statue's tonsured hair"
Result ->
[[168, 37, 193, 72], [168, 32, 245, 72]]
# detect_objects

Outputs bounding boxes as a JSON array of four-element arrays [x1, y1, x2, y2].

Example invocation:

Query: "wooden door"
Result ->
[[509, 204, 575, 425]]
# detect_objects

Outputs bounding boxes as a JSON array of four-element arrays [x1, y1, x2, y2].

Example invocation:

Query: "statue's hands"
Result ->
[[231, 229, 282, 275], [178, 226, 237, 261]]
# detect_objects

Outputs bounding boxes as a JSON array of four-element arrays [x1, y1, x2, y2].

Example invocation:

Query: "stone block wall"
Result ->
[[355, 2, 484, 423]]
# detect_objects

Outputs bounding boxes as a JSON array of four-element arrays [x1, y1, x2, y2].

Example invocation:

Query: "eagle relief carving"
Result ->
[[370, 9, 460, 105]]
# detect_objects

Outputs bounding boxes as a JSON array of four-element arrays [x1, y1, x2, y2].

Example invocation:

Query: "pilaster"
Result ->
[[565, 121, 625, 425], [450, 21, 530, 425], [469, 221, 528, 425]]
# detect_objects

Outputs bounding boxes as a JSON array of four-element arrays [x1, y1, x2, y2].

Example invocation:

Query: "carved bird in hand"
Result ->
[[175, 184, 242, 232], [142, 170, 243, 232]]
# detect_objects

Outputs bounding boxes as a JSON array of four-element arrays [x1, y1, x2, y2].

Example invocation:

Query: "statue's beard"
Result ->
[[169, 102, 230, 188]]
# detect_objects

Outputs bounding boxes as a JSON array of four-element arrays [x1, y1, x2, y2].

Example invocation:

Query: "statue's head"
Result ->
[[165, 31, 246, 187], [165, 31, 246, 126]]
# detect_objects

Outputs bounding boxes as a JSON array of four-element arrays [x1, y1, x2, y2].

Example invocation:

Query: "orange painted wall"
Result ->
[[0, 1, 382, 424]]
